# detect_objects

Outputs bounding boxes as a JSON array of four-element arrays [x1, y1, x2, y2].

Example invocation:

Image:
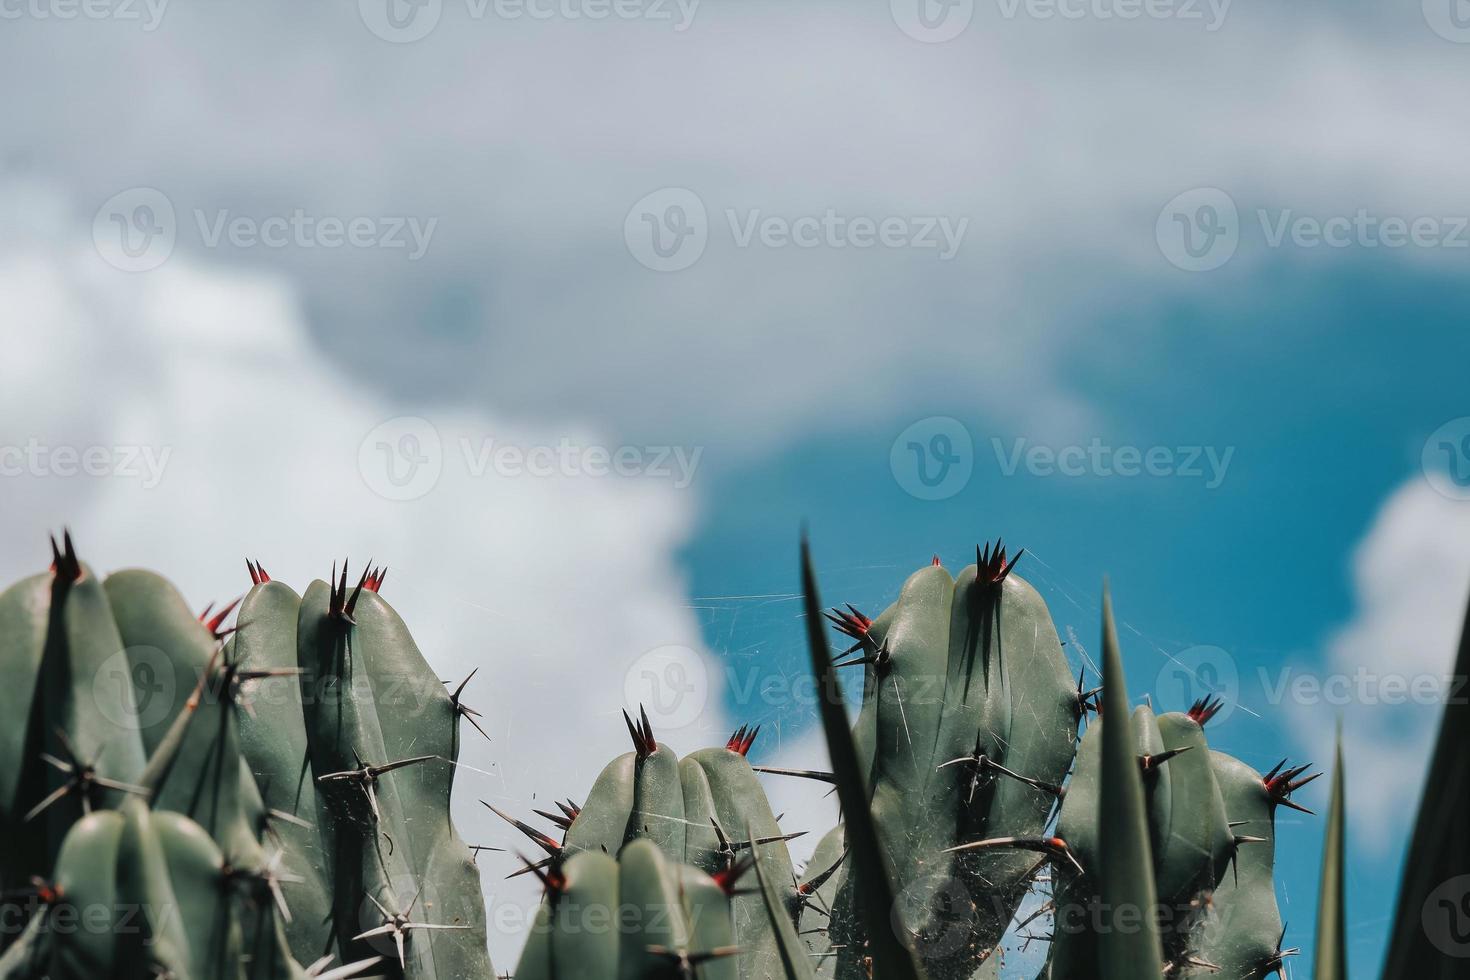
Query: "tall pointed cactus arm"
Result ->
[[1313, 726, 1346, 980], [230, 576, 337, 965], [800, 537, 927, 980], [296, 567, 492, 979], [1382, 588, 1470, 980], [1094, 585, 1164, 980], [750, 819, 818, 980], [0, 541, 149, 875]]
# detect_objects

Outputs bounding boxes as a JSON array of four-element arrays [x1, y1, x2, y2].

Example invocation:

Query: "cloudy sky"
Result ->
[[4, 0, 1470, 973]]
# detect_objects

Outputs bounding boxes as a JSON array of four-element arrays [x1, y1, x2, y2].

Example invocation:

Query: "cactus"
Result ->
[[1034, 592, 1310, 980], [1383, 589, 1470, 979], [512, 837, 743, 980], [775, 546, 1080, 978], [1311, 727, 1345, 980], [964, 617, 1310, 978], [489, 709, 801, 979], [778, 546, 1321, 980], [0, 535, 490, 980], [0, 532, 1384, 980]]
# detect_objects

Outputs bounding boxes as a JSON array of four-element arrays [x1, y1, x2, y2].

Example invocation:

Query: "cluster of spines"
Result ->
[[823, 604, 874, 654], [621, 705, 658, 759], [447, 669, 490, 739], [1263, 759, 1321, 814], [725, 724, 761, 756], [198, 596, 243, 641], [1186, 694, 1226, 726], [48, 529, 82, 583], [325, 558, 387, 624], [976, 537, 1024, 586]]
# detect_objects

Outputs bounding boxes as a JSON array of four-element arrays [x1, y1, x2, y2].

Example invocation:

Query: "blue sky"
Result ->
[[683, 257, 1470, 974], [3, 1, 1469, 974]]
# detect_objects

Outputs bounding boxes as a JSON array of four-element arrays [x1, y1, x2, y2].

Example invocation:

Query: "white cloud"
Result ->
[[1288, 478, 1470, 846], [7, 6, 1468, 449], [0, 181, 736, 969]]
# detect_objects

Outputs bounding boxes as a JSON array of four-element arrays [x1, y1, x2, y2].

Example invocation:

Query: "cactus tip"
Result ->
[[49, 528, 82, 583], [726, 724, 760, 756], [622, 706, 657, 759], [823, 604, 875, 655], [1263, 759, 1321, 813], [246, 558, 271, 585], [327, 558, 373, 623], [199, 596, 243, 641], [1186, 694, 1226, 726], [977, 538, 1024, 586]]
